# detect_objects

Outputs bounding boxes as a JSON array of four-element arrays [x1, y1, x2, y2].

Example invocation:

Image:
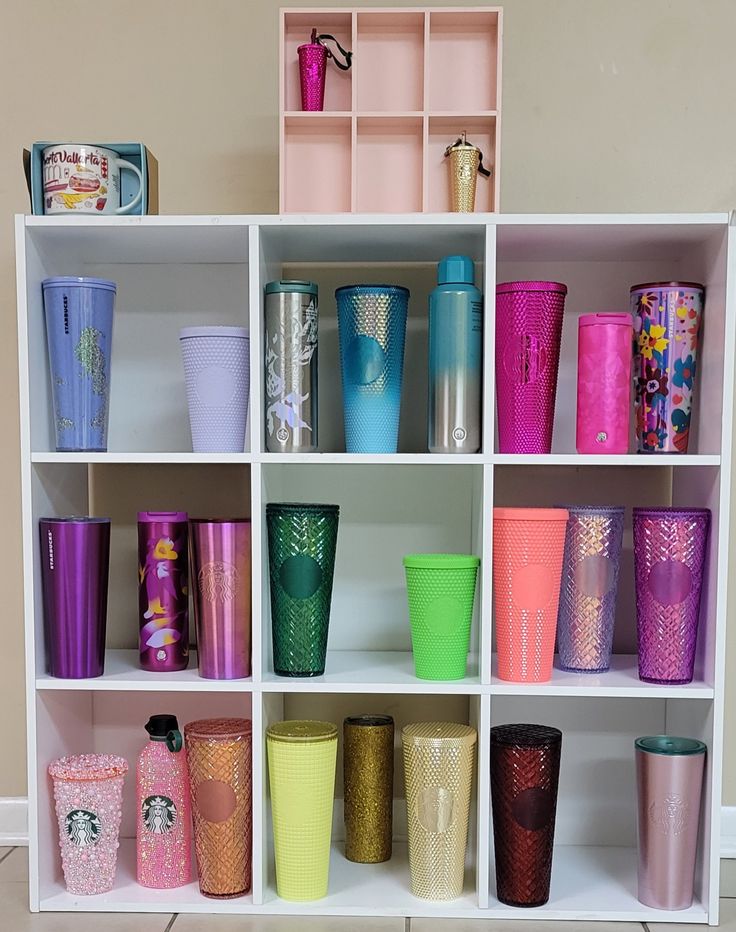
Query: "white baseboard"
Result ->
[[0, 798, 28, 846], [1, 797, 735, 856]]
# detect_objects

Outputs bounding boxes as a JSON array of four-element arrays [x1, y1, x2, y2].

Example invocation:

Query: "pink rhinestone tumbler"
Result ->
[[298, 41, 327, 111], [633, 508, 710, 684], [49, 754, 128, 895], [495, 282, 567, 454]]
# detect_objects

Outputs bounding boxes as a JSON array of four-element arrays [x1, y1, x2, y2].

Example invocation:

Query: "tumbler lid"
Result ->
[[138, 511, 188, 523], [493, 507, 569, 522], [265, 279, 318, 296], [403, 553, 480, 569], [265, 502, 339, 515], [344, 714, 394, 728], [179, 326, 249, 340], [557, 505, 625, 516], [267, 720, 338, 744], [579, 313, 633, 328], [496, 280, 567, 295], [145, 714, 179, 740], [635, 735, 706, 756], [630, 281, 704, 293], [39, 516, 110, 524], [42, 276, 117, 293], [335, 284, 410, 298], [438, 255, 474, 286], [633, 507, 711, 520], [184, 718, 252, 740], [48, 753, 129, 781], [490, 723, 562, 748], [401, 722, 476, 747]]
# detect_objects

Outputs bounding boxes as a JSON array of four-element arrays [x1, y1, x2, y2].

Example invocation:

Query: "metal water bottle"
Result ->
[[138, 511, 189, 672], [264, 280, 318, 453], [428, 255, 483, 453]]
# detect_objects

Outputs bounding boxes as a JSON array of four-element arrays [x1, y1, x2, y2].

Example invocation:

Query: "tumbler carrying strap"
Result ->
[[312, 29, 353, 70], [444, 136, 492, 177]]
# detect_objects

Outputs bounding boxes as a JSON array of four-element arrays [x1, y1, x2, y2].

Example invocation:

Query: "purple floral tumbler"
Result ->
[[495, 281, 567, 454], [633, 508, 710, 684]]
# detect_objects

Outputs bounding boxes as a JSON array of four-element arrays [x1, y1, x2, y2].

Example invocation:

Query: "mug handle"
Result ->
[[114, 159, 144, 215]]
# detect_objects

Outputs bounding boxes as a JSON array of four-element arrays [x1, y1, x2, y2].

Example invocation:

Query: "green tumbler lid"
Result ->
[[266, 502, 339, 514], [267, 720, 338, 744], [403, 553, 480, 569], [264, 280, 318, 296], [635, 735, 706, 756]]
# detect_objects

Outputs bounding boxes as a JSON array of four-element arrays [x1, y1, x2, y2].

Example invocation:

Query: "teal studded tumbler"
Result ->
[[336, 285, 409, 453], [267, 503, 340, 676]]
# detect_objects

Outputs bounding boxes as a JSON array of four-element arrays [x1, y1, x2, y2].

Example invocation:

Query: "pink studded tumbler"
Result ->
[[576, 313, 633, 454], [492, 508, 568, 682], [495, 282, 567, 454]]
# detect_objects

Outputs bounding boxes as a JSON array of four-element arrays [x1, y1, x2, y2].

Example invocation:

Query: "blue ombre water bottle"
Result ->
[[428, 256, 483, 453]]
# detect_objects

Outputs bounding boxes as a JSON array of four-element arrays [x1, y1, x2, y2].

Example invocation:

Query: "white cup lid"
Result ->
[[179, 326, 249, 340]]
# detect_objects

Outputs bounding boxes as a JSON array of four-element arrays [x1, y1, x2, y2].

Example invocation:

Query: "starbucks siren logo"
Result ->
[[142, 795, 177, 834], [65, 810, 101, 847]]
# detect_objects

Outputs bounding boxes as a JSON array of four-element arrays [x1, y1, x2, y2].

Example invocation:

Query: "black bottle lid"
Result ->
[[145, 714, 179, 741]]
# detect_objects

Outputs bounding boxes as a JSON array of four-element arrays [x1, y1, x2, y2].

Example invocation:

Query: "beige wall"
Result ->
[[1, 0, 735, 801]]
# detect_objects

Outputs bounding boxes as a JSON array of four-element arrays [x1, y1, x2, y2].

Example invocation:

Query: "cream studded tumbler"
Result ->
[[402, 722, 477, 900], [267, 720, 338, 901]]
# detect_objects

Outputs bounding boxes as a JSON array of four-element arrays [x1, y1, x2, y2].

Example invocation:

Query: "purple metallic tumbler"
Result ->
[[190, 519, 251, 679], [39, 517, 110, 678], [636, 735, 706, 910], [495, 281, 567, 454], [556, 506, 624, 673], [633, 508, 710, 685], [138, 512, 189, 673]]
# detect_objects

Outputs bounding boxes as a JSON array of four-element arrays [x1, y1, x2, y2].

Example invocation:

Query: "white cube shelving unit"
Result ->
[[16, 212, 734, 923]]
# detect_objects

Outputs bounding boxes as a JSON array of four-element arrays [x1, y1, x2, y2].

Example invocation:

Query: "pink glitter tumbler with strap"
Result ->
[[495, 281, 567, 454], [298, 36, 328, 111]]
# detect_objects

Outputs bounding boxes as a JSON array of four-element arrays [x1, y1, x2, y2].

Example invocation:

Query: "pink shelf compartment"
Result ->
[[282, 10, 353, 112], [426, 115, 496, 213], [355, 10, 425, 113], [355, 116, 423, 213], [428, 10, 500, 113], [282, 115, 352, 213]]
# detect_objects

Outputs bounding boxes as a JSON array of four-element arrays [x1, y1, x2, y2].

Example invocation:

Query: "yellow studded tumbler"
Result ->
[[402, 722, 477, 900], [266, 720, 338, 900]]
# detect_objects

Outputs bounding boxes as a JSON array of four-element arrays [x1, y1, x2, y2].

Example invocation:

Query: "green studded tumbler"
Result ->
[[267, 503, 339, 676], [403, 554, 480, 680]]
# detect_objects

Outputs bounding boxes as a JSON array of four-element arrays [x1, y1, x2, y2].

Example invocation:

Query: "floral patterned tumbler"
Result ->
[[633, 508, 710, 684], [49, 753, 128, 895], [632, 282, 704, 453]]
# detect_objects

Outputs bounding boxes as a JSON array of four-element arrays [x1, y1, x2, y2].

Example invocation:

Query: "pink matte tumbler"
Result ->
[[49, 753, 128, 895], [493, 508, 568, 682], [636, 735, 706, 910], [576, 313, 633, 454], [495, 282, 567, 454]]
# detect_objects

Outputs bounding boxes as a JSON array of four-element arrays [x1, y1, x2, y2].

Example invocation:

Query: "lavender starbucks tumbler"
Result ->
[[190, 519, 251, 679], [39, 517, 111, 678], [633, 508, 710, 684], [42, 277, 116, 451], [636, 735, 706, 910]]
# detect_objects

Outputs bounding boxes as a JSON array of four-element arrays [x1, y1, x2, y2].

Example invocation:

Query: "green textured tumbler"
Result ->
[[267, 503, 339, 676], [403, 554, 480, 680]]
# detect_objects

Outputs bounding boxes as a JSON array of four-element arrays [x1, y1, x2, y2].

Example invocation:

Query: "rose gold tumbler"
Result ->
[[185, 718, 252, 898], [636, 735, 706, 910]]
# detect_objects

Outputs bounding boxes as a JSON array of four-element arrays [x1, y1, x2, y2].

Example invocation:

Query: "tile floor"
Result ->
[[0, 847, 733, 931]]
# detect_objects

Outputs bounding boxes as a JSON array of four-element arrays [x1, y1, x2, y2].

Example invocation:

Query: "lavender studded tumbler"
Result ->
[[556, 506, 624, 673], [633, 508, 710, 685], [495, 281, 567, 454]]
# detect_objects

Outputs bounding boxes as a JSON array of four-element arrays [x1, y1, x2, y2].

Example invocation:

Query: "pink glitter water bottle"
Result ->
[[576, 313, 633, 454], [136, 714, 191, 889]]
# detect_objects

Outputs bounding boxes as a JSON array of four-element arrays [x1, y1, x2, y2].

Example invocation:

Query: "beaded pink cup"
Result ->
[[49, 754, 128, 895]]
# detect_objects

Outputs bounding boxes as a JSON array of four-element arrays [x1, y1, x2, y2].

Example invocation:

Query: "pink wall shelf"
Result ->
[[280, 6, 503, 213]]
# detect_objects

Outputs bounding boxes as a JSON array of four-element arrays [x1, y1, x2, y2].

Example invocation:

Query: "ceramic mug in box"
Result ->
[[42, 144, 143, 215]]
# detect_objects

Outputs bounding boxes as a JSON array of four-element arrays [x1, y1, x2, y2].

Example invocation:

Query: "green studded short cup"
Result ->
[[403, 554, 480, 680], [267, 503, 340, 676]]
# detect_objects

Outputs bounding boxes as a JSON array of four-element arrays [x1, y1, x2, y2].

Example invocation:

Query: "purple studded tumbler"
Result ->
[[298, 33, 327, 111], [557, 506, 624, 673], [495, 281, 567, 454], [39, 517, 111, 679], [633, 508, 710, 685]]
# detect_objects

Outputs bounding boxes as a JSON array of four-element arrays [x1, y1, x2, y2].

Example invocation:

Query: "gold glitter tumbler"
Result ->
[[444, 133, 490, 213], [184, 718, 252, 898], [402, 722, 477, 900], [343, 715, 394, 863]]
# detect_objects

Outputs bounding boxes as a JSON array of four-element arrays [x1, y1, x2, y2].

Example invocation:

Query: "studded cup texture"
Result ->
[[490, 724, 562, 908], [267, 729, 337, 900], [336, 286, 409, 453], [633, 508, 710, 684], [267, 503, 339, 676], [557, 506, 624, 673], [184, 719, 252, 898], [495, 282, 567, 454], [298, 43, 327, 111], [180, 332, 250, 453], [404, 556, 480, 680], [493, 509, 568, 683], [402, 722, 476, 901]]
